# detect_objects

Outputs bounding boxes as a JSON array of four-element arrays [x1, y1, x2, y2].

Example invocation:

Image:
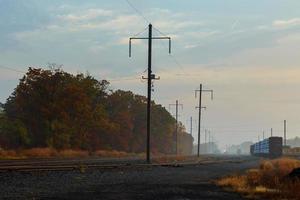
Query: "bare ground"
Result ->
[[0, 156, 259, 200]]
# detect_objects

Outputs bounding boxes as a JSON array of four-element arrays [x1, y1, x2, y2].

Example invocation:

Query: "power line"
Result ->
[[152, 26, 169, 37], [133, 26, 148, 37], [123, 0, 189, 77], [0, 64, 148, 83], [153, 29, 189, 76], [107, 77, 141, 82], [124, 0, 150, 24], [0, 65, 26, 73]]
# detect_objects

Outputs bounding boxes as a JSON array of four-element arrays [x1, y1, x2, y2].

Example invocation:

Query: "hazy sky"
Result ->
[[1, 0, 300, 149]]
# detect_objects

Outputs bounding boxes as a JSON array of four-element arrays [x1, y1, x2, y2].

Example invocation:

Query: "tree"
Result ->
[[4, 68, 114, 149], [1, 67, 194, 155]]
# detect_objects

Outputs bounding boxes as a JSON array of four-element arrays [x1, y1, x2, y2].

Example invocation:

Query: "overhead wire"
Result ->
[[133, 26, 148, 37], [0, 65, 26, 73], [108, 77, 141, 82], [124, 0, 150, 24], [0, 64, 148, 83], [123, 0, 191, 78], [152, 28, 190, 76]]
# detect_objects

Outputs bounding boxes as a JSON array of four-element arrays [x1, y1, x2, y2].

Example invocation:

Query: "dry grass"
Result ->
[[58, 149, 89, 158], [20, 148, 58, 158], [217, 157, 300, 200], [0, 148, 136, 159], [217, 175, 249, 193], [93, 150, 129, 158], [0, 149, 21, 159]]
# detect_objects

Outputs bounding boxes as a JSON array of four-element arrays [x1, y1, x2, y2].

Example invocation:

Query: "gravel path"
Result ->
[[0, 157, 259, 200]]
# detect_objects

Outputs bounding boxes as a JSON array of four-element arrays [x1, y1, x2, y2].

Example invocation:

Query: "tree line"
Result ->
[[0, 67, 193, 154]]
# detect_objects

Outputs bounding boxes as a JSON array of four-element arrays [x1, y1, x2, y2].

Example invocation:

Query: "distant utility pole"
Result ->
[[205, 129, 207, 153], [169, 100, 183, 155], [271, 128, 273, 137], [190, 117, 193, 135], [263, 131, 265, 140], [284, 120, 287, 146], [208, 131, 210, 153], [129, 24, 171, 163], [209, 132, 213, 154], [195, 84, 213, 157]]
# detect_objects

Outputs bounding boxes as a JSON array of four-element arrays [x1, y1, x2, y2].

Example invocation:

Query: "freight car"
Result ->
[[250, 137, 283, 158]]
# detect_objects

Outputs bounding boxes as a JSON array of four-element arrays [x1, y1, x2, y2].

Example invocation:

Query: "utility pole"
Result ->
[[284, 120, 287, 146], [190, 117, 193, 135], [195, 84, 213, 157], [129, 24, 171, 163], [208, 131, 210, 153], [205, 129, 207, 153], [209, 132, 213, 154], [195, 105, 206, 155], [211, 132, 213, 153], [271, 128, 273, 137], [263, 131, 265, 140], [169, 100, 183, 155]]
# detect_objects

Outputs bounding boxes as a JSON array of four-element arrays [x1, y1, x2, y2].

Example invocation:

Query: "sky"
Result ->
[[1, 0, 300, 150]]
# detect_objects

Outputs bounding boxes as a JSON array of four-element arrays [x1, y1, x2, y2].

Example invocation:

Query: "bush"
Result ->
[[217, 158, 300, 200]]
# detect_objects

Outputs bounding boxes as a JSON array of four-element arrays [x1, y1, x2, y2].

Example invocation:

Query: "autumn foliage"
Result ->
[[217, 158, 300, 200], [0, 67, 193, 155]]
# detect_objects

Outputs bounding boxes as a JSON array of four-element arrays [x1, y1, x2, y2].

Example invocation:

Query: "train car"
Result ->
[[250, 137, 283, 158]]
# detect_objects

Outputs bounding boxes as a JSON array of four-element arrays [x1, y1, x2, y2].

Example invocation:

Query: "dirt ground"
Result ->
[[0, 156, 259, 200]]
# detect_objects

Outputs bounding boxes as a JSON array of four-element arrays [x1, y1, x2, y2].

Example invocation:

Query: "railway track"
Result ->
[[0, 157, 143, 172], [0, 155, 254, 172]]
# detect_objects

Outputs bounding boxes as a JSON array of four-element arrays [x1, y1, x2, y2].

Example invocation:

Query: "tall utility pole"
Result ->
[[195, 105, 206, 154], [129, 24, 171, 163], [263, 131, 265, 140], [169, 100, 183, 155], [195, 84, 213, 157], [284, 120, 287, 146]]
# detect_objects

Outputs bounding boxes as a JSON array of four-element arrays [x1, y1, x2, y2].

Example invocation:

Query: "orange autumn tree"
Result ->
[[0, 67, 192, 154]]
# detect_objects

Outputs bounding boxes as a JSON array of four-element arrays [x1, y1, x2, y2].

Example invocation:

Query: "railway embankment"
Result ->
[[0, 156, 258, 200]]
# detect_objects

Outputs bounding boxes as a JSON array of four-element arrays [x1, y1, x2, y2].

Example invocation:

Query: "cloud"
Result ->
[[273, 18, 300, 28], [78, 15, 141, 32], [154, 21, 205, 32], [59, 9, 113, 22]]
